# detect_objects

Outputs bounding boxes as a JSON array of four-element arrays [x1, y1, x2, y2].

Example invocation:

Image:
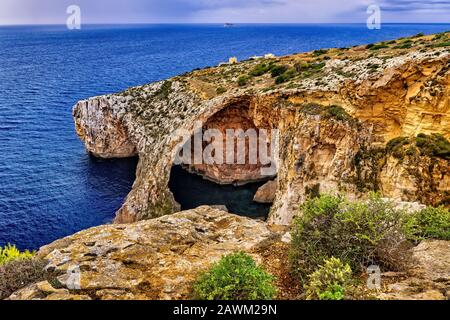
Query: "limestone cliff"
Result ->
[[73, 32, 450, 224]]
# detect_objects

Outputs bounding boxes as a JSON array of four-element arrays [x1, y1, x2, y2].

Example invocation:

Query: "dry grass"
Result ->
[[0, 258, 52, 300]]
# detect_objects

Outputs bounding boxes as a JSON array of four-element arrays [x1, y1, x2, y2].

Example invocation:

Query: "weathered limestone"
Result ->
[[8, 207, 280, 300], [73, 35, 450, 224], [254, 180, 277, 203], [379, 240, 450, 300], [73, 98, 137, 158]]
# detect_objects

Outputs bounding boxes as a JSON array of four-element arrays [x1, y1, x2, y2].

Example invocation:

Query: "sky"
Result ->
[[0, 0, 449, 25]]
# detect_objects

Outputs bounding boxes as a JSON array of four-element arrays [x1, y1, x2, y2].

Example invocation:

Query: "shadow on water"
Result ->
[[169, 165, 271, 219], [84, 154, 139, 196]]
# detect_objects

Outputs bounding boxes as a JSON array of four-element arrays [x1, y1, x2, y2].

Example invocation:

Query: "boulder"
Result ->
[[379, 240, 450, 300], [254, 180, 277, 204]]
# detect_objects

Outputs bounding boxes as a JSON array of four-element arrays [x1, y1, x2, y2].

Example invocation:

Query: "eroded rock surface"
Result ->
[[254, 180, 277, 203], [73, 33, 450, 224], [8, 207, 279, 300], [379, 240, 450, 300]]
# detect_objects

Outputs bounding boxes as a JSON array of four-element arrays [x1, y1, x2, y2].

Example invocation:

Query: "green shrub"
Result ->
[[275, 68, 297, 84], [394, 43, 412, 49], [386, 136, 410, 158], [385, 134, 450, 160], [404, 206, 450, 242], [270, 65, 288, 77], [290, 193, 409, 279], [154, 80, 172, 100], [249, 63, 271, 77], [304, 257, 352, 300], [192, 252, 276, 300], [0, 244, 34, 266], [216, 87, 227, 94], [434, 33, 447, 40], [432, 42, 450, 48], [369, 44, 389, 50], [294, 62, 325, 74], [237, 75, 250, 87], [415, 133, 450, 159], [326, 105, 354, 123], [249, 63, 290, 78], [313, 49, 328, 56]]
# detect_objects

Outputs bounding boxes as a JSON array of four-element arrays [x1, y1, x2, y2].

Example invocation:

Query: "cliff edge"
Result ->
[[73, 32, 450, 224]]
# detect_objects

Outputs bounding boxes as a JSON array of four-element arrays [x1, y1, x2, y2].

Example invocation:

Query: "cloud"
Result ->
[[379, 0, 450, 11], [0, 0, 449, 24], [336, 0, 450, 22]]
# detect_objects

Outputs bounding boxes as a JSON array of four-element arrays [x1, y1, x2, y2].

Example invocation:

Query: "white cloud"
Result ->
[[0, 0, 448, 24]]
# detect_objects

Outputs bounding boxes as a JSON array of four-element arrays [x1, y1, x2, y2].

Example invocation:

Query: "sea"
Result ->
[[1, 23, 449, 250]]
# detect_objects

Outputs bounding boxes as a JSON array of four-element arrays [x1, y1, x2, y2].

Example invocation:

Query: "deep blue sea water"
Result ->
[[1, 24, 450, 250], [169, 166, 272, 218]]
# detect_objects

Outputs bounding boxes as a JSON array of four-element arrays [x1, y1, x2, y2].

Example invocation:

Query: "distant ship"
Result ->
[[224, 23, 234, 27]]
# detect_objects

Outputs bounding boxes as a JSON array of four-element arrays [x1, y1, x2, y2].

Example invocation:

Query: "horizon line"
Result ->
[[1, 22, 450, 27]]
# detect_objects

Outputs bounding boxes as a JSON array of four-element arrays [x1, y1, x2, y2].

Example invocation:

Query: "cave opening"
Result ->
[[168, 100, 277, 219], [169, 165, 272, 219]]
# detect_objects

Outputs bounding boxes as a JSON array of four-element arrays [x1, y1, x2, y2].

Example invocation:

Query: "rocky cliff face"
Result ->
[[73, 33, 450, 224]]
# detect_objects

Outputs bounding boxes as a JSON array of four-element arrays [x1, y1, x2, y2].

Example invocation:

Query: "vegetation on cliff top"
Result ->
[[0, 244, 59, 300], [386, 133, 450, 160], [0, 258, 52, 300], [287, 193, 450, 300], [289, 193, 410, 281], [0, 244, 34, 266], [173, 30, 450, 96]]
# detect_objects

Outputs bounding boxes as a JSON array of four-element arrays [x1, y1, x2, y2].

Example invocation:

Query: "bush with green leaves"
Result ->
[[216, 87, 227, 94], [0, 244, 34, 266], [249, 63, 272, 77], [275, 67, 297, 84], [415, 133, 450, 160], [237, 75, 250, 86], [326, 105, 354, 123], [304, 257, 352, 300], [369, 44, 389, 50], [312, 49, 328, 56], [289, 193, 409, 279], [270, 65, 288, 77], [404, 206, 450, 242], [192, 252, 276, 300]]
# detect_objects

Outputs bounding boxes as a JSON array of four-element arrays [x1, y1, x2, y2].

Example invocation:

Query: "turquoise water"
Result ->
[[1, 24, 449, 250]]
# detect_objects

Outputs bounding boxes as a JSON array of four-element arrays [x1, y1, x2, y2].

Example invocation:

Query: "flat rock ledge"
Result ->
[[8, 207, 280, 300], [378, 240, 450, 300]]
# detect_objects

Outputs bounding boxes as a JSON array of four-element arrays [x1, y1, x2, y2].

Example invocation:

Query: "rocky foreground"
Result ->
[[7, 206, 449, 300], [8, 207, 282, 300]]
